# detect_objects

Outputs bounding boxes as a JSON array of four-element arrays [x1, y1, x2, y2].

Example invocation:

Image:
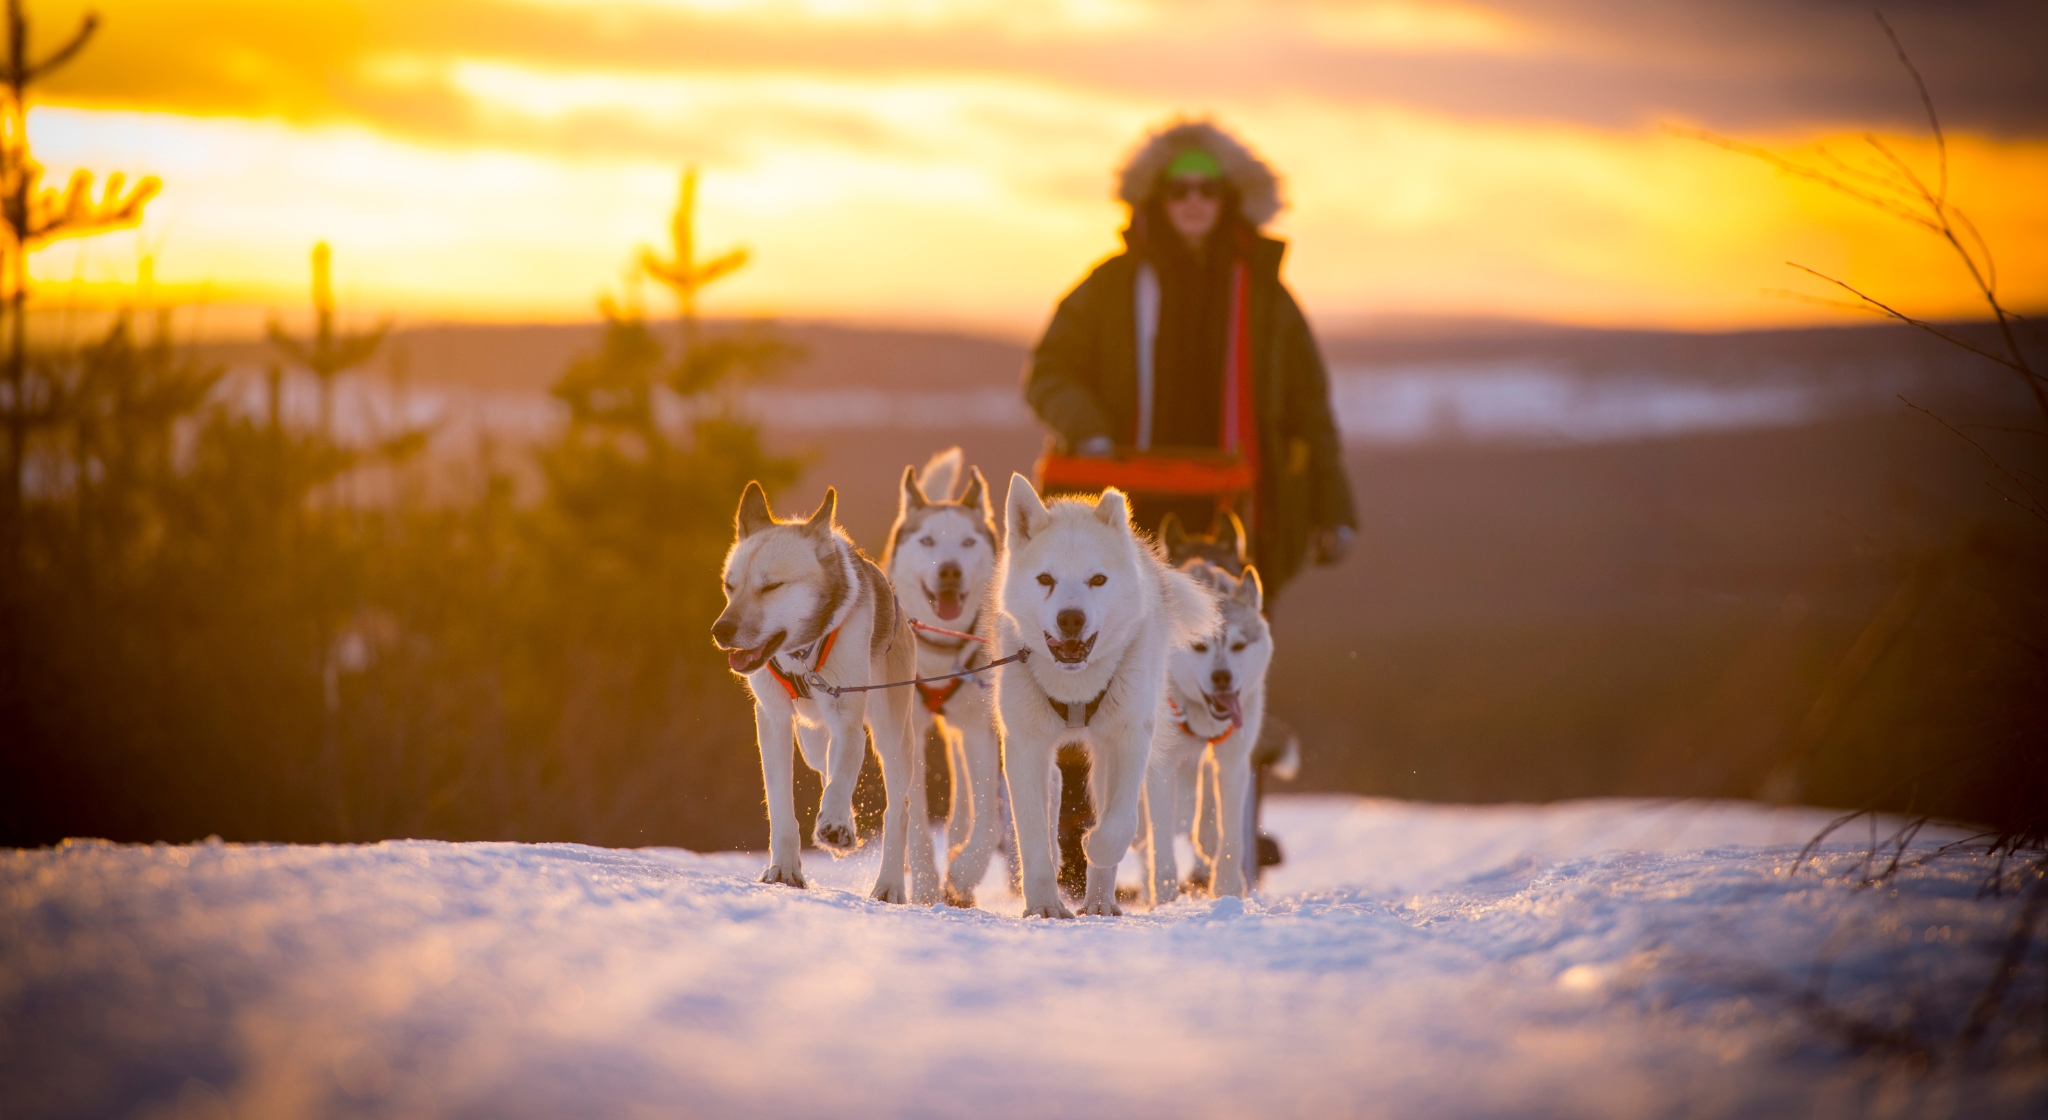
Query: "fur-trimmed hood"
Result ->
[[1116, 119, 1282, 228]]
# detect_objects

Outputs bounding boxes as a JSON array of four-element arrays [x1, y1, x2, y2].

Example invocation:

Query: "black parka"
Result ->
[[1023, 234, 1356, 595]]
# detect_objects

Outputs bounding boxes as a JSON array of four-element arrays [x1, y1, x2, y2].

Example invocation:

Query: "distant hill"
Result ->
[[199, 317, 2027, 400], [199, 320, 1034, 394]]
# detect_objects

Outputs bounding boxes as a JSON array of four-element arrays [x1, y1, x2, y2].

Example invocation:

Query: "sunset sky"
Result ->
[[22, 0, 2048, 334]]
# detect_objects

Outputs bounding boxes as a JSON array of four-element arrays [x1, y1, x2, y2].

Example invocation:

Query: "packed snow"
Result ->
[[5, 796, 2045, 1119]]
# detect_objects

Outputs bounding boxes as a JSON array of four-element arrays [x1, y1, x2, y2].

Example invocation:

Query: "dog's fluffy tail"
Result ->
[[1158, 562, 1222, 648], [918, 447, 965, 503]]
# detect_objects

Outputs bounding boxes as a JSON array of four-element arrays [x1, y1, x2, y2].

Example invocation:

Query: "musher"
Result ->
[[1022, 119, 1357, 898]]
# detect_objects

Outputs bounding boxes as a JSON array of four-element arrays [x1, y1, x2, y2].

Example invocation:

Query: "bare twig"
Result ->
[[1787, 265, 2036, 380], [2013, 310, 2048, 351], [1964, 424, 2048, 441], [1951, 211, 2002, 303], [1986, 482, 2046, 523], [1679, 14, 2045, 427], [1795, 808, 1876, 875], [1759, 287, 1887, 316], [1898, 395, 2048, 525], [1666, 126, 1937, 231], [1864, 133, 2003, 319], [1813, 143, 1918, 197], [1876, 815, 1931, 882], [1874, 11, 1944, 207], [1862, 134, 1939, 216]]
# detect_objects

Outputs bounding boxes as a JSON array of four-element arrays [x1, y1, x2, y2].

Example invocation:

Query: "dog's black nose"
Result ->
[[938, 560, 961, 587], [712, 619, 737, 646], [1211, 669, 1233, 691], [1056, 608, 1087, 638]]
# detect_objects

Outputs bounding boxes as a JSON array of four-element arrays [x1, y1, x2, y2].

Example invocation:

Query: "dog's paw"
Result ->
[[759, 863, 807, 889], [1020, 901, 1075, 920], [814, 817, 858, 852], [1078, 897, 1122, 917], [1150, 880, 1180, 906], [943, 883, 977, 909], [869, 878, 908, 904]]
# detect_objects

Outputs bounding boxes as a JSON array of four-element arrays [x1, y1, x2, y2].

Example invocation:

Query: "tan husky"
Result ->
[[711, 483, 940, 903], [883, 449, 1008, 907], [1140, 560, 1271, 905]]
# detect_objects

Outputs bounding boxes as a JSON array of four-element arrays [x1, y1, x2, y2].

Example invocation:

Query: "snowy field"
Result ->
[[5, 795, 2045, 1119]]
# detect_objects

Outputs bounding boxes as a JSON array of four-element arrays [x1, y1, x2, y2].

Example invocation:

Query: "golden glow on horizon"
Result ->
[[17, 0, 2046, 333], [1302, 1, 1529, 52], [553, 0, 1156, 35]]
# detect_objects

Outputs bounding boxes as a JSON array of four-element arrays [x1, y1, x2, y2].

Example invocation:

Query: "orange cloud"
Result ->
[[37, 0, 2048, 143], [17, 0, 2046, 332]]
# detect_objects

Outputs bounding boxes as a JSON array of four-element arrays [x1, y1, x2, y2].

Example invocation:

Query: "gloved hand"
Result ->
[[1076, 435, 1115, 458], [1311, 524, 1353, 565]]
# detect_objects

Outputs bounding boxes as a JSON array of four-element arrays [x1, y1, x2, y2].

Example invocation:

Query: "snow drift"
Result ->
[[4, 796, 2044, 1119]]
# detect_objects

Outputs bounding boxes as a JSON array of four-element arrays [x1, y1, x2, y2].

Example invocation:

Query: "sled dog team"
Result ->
[[712, 449, 1272, 918]]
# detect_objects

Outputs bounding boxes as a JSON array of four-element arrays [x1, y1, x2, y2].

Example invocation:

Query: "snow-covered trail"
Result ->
[[5, 797, 2044, 1120]]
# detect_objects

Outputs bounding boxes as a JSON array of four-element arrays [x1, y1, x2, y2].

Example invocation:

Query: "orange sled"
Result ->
[[1035, 448, 1255, 524]]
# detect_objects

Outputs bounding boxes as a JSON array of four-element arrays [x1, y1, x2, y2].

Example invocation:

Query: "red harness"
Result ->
[[1167, 695, 1239, 747], [915, 678, 964, 714], [765, 624, 844, 702], [909, 617, 983, 714]]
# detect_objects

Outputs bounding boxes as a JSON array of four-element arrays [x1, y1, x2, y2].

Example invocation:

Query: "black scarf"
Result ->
[[1129, 204, 1239, 450]]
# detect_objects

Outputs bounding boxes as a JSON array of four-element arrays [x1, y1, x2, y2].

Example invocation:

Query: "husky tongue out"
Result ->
[[1207, 690, 1244, 726], [931, 587, 964, 621], [726, 637, 779, 675]]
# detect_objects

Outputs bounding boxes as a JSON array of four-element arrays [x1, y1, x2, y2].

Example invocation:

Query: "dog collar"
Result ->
[[1167, 694, 1238, 747], [1047, 688, 1109, 729], [912, 608, 980, 651], [768, 623, 844, 701]]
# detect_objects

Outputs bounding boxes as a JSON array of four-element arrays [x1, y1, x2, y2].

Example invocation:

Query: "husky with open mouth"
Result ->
[[1139, 559, 1272, 904], [1156, 510, 1300, 889], [883, 449, 1010, 907], [712, 482, 939, 903], [991, 475, 1216, 918]]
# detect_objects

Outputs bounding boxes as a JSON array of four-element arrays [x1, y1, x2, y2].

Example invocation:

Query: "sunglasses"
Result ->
[[1166, 178, 1223, 201]]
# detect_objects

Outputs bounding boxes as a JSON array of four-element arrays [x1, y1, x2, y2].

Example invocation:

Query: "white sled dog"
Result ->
[[992, 475, 1215, 917], [1140, 560, 1272, 905], [884, 449, 1007, 907], [712, 483, 940, 903]]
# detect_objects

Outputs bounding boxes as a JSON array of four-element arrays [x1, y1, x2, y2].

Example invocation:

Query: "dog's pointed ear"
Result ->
[[1159, 511, 1187, 552], [1235, 565, 1264, 612], [1216, 509, 1247, 564], [1094, 487, 1130, 529], [1006, 473, 1048, 544], [804, 487, 837, 535], [960, 466, 990, 520], [899, 465, 928, 514], [736, 481, 775, 538]]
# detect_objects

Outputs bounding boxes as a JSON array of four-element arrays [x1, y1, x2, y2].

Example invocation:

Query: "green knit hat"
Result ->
[[1164, 148, 1224, 181]]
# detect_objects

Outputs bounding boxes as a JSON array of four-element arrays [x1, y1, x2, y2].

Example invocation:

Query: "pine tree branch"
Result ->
[[25, 12, 95, 83]]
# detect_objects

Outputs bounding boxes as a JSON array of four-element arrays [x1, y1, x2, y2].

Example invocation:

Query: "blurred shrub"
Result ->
[[1, 295, 801, 850]]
